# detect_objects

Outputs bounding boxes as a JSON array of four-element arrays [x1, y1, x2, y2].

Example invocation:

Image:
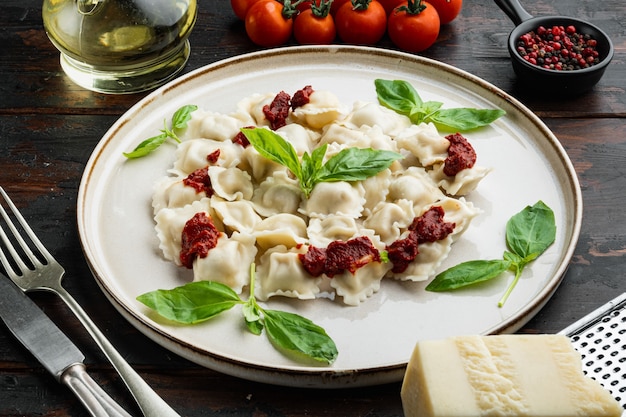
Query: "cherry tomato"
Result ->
[[245, 0, 294, 47], [296, 0, 322, 13], [335, 0, 387, 45], [230, 0, 264, 20], [330, 0, 351, 15], [388, 0, 440, 52], [378, 0, 405, 15], [427, 0, 462, 24], [294, 7, 336, 44]]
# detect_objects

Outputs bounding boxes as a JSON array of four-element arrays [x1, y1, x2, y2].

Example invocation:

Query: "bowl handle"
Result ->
[[494, 0, 533, 25]]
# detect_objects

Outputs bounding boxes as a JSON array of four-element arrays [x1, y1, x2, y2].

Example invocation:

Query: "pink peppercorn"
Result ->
[[516, 24, 600, 71]]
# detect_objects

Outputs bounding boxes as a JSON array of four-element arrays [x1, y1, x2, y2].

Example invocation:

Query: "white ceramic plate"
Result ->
[[77, 46, 582, 388]]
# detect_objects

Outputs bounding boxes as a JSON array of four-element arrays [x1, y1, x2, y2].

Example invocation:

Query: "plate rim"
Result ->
[[77, 45, 582, 387]]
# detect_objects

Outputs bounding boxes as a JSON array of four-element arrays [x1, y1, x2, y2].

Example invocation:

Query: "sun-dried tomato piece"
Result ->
[[411, 205, 455, 244], [386, 206, 455, 273], [206, 149, 220, 164], [299, 236, 381, 277], [300, 245, 327, 277], [324, 236, 381, 277], [180, 212, 221, 268], [183, 166, 214, 196], [263, 91, 291, 130], [291, 85, 314, 110], [443, 133, 476, 176]]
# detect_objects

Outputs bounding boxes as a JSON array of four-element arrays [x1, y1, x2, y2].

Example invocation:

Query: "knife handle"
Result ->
[[60, 363, 133, 417]]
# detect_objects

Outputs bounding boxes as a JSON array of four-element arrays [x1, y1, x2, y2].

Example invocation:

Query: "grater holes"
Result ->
[[563, 295, 626, 410]]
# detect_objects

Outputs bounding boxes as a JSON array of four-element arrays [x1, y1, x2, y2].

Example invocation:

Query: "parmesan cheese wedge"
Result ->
[[401, 334, 623, 417]]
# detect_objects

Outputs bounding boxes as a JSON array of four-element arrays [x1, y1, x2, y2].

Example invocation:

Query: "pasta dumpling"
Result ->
[[173, 138, 243, 174], [193, 232, 257, 293], [300, 181, 365, 218], [292, 90, 346, 129], [256, 245, 321, 301], [185, 110, 245, 142], [150, 86, 491, 306]]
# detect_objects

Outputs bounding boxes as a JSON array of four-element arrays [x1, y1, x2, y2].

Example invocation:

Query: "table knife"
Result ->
[[0, 273, 132, 417]]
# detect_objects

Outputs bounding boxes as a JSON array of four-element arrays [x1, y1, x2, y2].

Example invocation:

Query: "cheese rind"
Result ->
[[401, 334, 623, 417]]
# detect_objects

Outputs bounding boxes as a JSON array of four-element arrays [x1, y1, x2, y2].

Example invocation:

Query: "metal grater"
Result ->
[[559, 292, 626, 415]]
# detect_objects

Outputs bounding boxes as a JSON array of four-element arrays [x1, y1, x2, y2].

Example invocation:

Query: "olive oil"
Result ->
[[42, 0, 197, 93]]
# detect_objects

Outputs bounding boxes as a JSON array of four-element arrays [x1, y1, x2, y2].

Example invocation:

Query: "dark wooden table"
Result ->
[[1, 0, 625, 415]]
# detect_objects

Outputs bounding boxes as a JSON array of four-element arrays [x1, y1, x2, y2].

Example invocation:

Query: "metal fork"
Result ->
[[0, 187, 181, 417]]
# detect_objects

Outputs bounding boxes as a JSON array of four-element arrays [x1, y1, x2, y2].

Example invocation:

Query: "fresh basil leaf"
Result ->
[[407, 100, 443, 124], [426, 259, 512, 292], [123, 104, 197, 159], [503, 250, 523, 265], [241, 128, 303, 180], [309, 143, 327, 174], [375, 79, 505, 132], [374, 79, 423, 114], [262, 309, 338, 364], [506, 200, 556, 260], [123, 133, 168, 159], [242, 301, 264, 335], [429, 108, 507, 131], [136, 281, 241, 324], [316, 148, 403, 182], [171, 104, 198, 130], [301, 144, 327, 196]]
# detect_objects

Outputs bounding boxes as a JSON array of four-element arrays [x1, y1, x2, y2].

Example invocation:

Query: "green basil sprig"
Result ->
[[241, 127, 402, 197], [123, 104, 197, 159], [374, 79, 506, 131], [137, 264, 338, 364], [426, 201, 556, 307]]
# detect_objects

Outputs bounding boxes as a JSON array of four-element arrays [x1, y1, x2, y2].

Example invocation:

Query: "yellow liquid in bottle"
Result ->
[[43, 0, 197, 93]]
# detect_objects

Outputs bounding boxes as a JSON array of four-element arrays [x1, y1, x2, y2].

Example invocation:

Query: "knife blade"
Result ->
[[0, 273, 132, 417]]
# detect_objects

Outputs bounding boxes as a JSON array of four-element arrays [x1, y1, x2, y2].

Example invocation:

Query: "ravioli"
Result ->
[[152, 87, 486, 306]]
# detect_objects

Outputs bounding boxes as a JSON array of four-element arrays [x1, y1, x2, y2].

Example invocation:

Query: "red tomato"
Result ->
[[294, 9, 336, 44], [245, 0, 294, 47], [335, 0, 387, 45], [296, 0, 322, 13], [427, 0, 462, 24], [330, 0, 351, 15], [230, 0, 263, 20], [387, 1, 440, 52], [378, 0, 405, 15]]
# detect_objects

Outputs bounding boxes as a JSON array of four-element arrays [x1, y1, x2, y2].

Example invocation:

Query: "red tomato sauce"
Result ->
[[299, 236, 382, 278], [386, 206, 455, 273], [443, 133, 476, 176], [179, 212, 222, 268], [183, 167, 214, 196]]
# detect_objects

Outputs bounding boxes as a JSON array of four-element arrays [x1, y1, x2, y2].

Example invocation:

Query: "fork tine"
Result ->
[[0, 187, 50, 276]]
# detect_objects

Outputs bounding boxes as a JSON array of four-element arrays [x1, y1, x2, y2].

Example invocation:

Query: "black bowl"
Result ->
[[495, 0, 614, 96]]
